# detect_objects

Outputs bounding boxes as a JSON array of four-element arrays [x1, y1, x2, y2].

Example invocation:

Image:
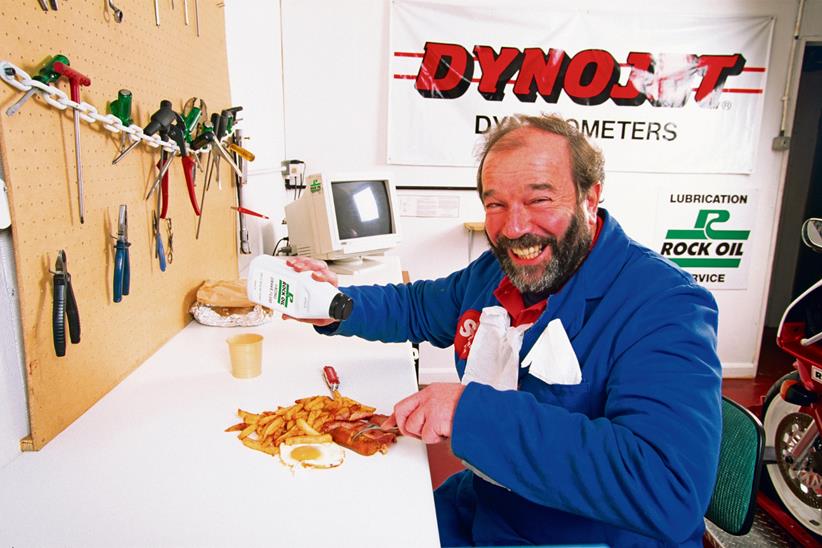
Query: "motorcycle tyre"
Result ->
[[761, 371, 822, 537]]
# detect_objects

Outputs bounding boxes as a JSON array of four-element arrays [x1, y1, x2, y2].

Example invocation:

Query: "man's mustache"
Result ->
[[494, 233, 558, 253]]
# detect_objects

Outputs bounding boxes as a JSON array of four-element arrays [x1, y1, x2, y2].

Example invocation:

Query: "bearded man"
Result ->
[[287, 114, 722, 547]]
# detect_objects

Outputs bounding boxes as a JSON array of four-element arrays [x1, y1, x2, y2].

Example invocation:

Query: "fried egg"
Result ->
[[279, 442, 344, 469]]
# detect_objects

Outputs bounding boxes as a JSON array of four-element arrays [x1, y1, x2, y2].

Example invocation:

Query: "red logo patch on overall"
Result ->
[[454, 309, 481, 360]]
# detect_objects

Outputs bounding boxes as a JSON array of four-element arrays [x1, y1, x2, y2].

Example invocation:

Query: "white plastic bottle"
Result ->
[[246, 255, 354, 320]]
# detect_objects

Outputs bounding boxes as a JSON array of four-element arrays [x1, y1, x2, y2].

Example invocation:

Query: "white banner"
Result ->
[[388, 2, 773, 174], [652, 188, 758, 290]]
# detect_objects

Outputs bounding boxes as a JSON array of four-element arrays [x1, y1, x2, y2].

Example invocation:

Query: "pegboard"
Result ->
[[0, 1, 240, 450]]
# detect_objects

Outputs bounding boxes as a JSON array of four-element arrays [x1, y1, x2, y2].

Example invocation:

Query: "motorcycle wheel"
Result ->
[[762, 371, 822, 536]]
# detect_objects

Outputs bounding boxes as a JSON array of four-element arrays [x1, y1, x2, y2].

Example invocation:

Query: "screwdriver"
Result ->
[[53, 61, 91, 224], [112, 99, 175, 165], [6, 54, 70, 116], [232, 129, 251, 255], [108, 89, 133, 148], [227, 142, 255, 162]]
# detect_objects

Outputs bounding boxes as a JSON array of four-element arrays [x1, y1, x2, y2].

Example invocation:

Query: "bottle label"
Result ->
[[276, 279, 294, 309]]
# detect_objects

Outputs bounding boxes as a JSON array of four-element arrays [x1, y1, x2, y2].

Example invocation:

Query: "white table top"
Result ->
[[0, 257, 440, 548]]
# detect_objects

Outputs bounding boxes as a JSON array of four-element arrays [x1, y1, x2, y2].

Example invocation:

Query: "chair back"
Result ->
[[704, 396, 765, 535]]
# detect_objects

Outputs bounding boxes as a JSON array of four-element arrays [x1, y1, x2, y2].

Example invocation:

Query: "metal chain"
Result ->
[[0, 60, 216, 156]]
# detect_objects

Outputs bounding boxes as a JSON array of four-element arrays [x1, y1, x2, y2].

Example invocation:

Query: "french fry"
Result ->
[[307, 409, 320, 425], [306, 397, 329, 410], [284, 434, 333, 446], [275, 423, 302, 446], [242, 437, 279, 456], [229, 390, 385, 460], [239, 423, 257, 440], [285, 403, 304, 420], [297, 418, 321, 436], [238, 409, 260, 424], [262, 417, 285, 438]]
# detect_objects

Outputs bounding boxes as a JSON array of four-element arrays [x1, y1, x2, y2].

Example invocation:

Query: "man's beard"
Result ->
[[488, 207, 593, 294]]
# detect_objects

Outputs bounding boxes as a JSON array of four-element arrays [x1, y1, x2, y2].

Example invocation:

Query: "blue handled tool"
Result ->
[[112, 204, 130, 302], [52, 250, 81, 357], [153, 211, 166, 272]]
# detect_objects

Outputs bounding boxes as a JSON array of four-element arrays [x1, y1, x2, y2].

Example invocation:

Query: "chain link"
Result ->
[[0, 60, 220, 156]]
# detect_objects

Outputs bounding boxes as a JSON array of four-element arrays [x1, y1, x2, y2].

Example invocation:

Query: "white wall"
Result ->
[[224, 0, 288, 274], [224, 0, 822, 382]]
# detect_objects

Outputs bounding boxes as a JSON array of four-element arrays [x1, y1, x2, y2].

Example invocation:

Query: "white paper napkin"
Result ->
[[461, 306, 531, 391], [521, 318, 582, 385]]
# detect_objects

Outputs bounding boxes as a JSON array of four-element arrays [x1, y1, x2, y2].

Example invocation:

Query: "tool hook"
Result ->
[[107, 0, 124, 22]]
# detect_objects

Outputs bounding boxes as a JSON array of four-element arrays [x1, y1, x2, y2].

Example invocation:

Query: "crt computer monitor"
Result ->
[[284, 173, 401, 273]]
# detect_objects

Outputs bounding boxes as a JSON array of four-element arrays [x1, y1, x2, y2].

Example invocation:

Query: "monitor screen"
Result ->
[[331, 180, 393, 240]]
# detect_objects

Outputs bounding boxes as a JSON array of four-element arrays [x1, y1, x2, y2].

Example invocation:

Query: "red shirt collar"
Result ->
[[492, 213, 603, 327]]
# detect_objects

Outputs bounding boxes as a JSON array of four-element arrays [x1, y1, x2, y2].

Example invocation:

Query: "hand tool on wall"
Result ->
[[206, 109, 244, 184], [166, 218, 174, 264], [182, 97, 207, 173], [184, 0, 189, 25], [152, 211, 166, 272], [232, 129, 251, 254], [5, 53, 69, 116], [227, 142, 255, 162], [112, 99, 174, 165], [51, 250, 80, 357], [145, 111, 187, 219], [195, 0, 200, 36], [155, 0, 160, 26], [182, 155, 200, 215], [112, 204, 130, 303], [182, 97, 206, 147], [53, 61, 91, 224], [108, 89, 132, 149], [191, 125, 214, 238], [208, 112, 224, 190], [231, 206, 268, 219], [107, 0, 124, 23]]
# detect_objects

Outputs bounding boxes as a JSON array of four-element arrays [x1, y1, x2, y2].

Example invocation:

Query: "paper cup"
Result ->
[[226, 333, 263, 378]]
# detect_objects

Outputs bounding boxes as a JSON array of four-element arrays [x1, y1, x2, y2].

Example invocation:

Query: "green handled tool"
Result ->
[[108, 89, 133, 127], [108, 89, 133, 148], [112, 99, 175, 165], [6, 54, 69, 116]]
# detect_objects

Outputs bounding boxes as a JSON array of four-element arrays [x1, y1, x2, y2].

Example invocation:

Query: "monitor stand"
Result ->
[[328, 256, 383, 275]]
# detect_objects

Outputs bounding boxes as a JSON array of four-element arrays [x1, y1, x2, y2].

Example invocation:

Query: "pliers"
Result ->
[[52, 250, 80, 357], [145, 112, 188, 219], [112, 204, 130, 302], [153, 211, 167, 272], [182, 155, 200, 215]]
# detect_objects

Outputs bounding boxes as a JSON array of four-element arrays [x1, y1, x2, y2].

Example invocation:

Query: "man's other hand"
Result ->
[[281, 257, 339, 327], [386, 383, 466, 444], [285, 256, 339, 286]]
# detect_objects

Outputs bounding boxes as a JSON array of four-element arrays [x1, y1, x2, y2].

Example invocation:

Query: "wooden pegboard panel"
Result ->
[[0, 1, 240, 449]]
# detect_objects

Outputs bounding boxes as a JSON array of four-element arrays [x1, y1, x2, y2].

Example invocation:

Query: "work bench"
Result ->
[[0, 258, 440, 547]]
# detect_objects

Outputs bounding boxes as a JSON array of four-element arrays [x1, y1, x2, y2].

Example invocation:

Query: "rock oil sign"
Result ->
[[656, 191, 756, 289]]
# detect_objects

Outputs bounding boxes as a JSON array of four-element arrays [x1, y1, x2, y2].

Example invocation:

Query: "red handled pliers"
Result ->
[[182, 155, 200, 216]]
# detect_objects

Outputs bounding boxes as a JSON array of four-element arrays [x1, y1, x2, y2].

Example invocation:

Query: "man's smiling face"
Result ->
[[481, 128, 601, 293]]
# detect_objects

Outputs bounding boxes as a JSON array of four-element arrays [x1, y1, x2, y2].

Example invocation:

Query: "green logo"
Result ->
[[309, 178, 322, 193], [277, 279, 294, 308], [661, 209, 750, 268]]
